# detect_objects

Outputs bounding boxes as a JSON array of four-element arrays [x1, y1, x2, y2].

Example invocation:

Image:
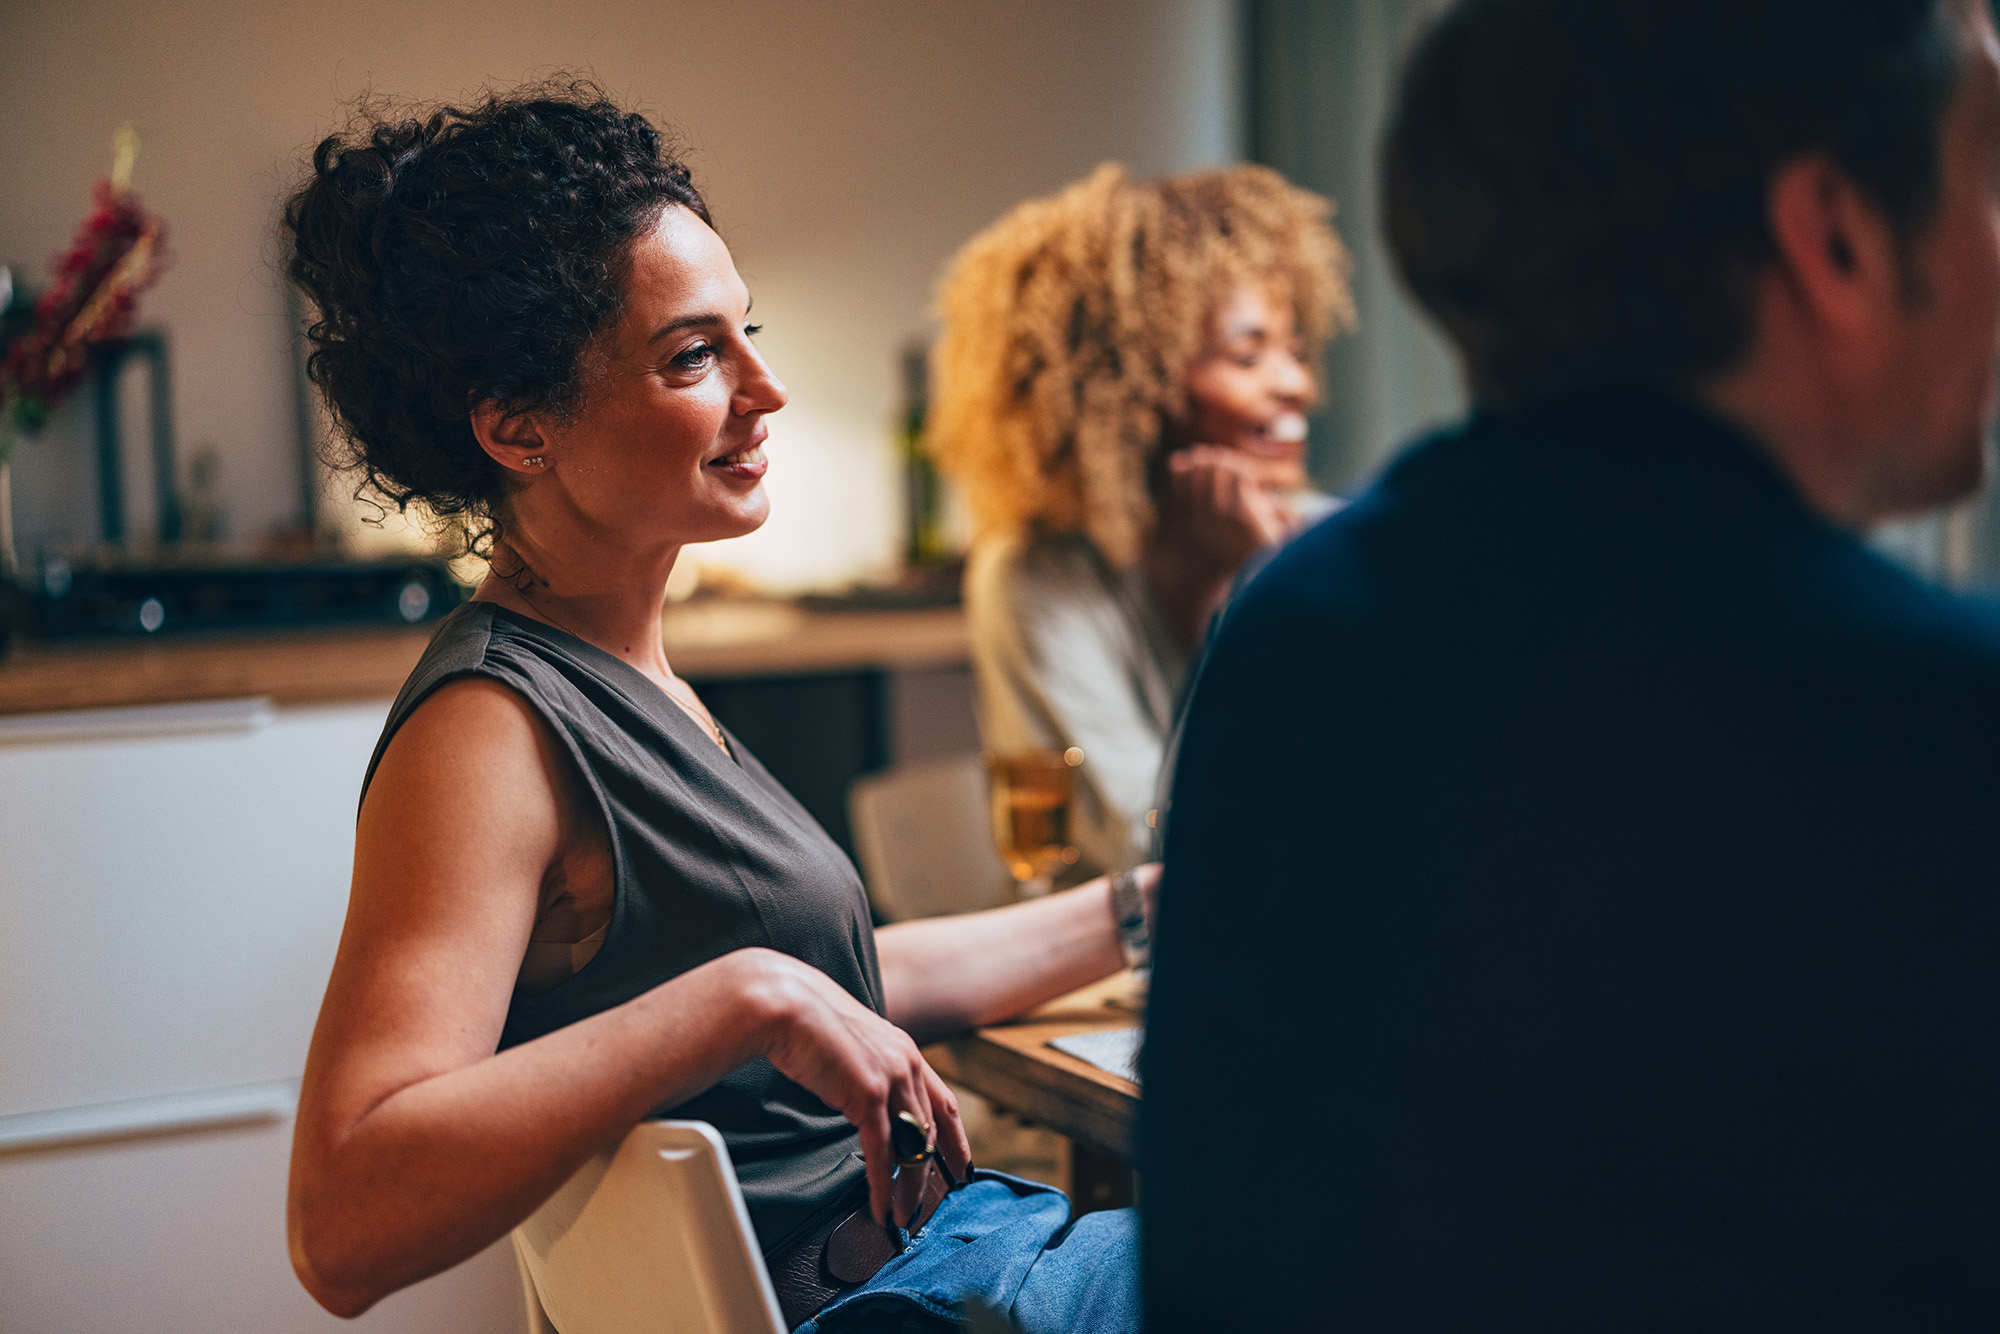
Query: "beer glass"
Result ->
[[986, 747, 1083, 899]]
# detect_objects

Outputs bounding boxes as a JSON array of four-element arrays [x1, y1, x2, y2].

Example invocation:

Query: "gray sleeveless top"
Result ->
[[360, 601, 879, 1251]]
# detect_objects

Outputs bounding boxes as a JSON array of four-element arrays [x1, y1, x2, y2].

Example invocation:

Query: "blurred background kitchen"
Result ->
[[4, 2, 1996, 1331]]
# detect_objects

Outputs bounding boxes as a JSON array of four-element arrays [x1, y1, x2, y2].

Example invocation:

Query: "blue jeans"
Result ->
[[794, 1173, 1139, 1333]]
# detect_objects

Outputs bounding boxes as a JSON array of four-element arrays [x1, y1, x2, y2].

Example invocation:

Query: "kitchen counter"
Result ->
[[0, 602, 969, 716]]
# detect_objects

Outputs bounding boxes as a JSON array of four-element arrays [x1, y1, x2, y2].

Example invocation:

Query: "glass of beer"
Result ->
[[986, 747, 1084, 899]]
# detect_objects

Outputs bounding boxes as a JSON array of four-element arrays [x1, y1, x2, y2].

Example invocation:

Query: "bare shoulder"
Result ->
[[350, 675, 568, 948], [377, 673, 553, 772], [308, 677, 576, 1099], [297, 677, 575, 1176], [365, 677, 564, 829]]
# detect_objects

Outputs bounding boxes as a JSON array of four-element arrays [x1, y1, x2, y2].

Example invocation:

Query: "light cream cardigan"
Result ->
[[963, 529, 1186, 879]]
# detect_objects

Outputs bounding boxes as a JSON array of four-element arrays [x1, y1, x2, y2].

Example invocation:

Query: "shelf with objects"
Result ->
[[0, 128, 462, 654]]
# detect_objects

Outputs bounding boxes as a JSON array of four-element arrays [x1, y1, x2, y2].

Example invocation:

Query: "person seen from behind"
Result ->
[[1143, 0, 2000, 1326]]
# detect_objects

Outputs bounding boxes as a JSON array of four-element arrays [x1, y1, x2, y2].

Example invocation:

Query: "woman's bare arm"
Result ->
[[874, 866, 1157, 1044], [288, 679, 965, 1317]]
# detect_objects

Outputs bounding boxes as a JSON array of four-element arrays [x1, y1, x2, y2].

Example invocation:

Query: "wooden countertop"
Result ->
[[0, 602, 968, 716]]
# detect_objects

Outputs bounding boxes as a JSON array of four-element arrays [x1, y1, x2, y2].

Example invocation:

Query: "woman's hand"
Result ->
[[746, 950, 973, 1226], [1164, 445, 1293, 572]]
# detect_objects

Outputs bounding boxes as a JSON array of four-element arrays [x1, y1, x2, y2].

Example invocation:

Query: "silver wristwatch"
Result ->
[[1108, 867, 1151, 970]]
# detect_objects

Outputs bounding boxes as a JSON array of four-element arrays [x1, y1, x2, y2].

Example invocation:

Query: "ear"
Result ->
[[1765, 153, 1906, 340], [469, 399, 553, 476]]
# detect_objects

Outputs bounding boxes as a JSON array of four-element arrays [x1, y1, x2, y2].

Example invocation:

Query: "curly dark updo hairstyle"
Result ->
[[283, 79, 708, 549]]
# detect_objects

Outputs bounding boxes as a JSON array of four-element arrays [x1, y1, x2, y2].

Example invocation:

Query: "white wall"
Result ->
[[0, 0, 1239, 591]]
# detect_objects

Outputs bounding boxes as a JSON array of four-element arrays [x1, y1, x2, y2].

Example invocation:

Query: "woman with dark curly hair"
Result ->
[[282, 84, 1143, 1332], [930, 164, 1355, 879]]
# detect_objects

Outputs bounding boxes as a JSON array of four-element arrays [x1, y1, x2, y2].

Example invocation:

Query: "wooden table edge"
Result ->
[[928, 1015, 1140, 1161]]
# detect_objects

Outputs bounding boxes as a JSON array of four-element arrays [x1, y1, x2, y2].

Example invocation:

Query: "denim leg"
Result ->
[[798, 1176, 1138, 1333], [1006, 1207, 1141, 1334]]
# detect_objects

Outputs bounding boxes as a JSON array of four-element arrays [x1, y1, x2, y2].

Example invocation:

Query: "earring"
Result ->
[[523, 455, 545, 468]]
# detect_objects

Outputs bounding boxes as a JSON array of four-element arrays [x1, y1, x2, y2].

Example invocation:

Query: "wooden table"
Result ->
[[927, 971, 1143, 1209]]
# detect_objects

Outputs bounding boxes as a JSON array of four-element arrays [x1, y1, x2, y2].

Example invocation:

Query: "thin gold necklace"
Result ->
[[508, 581, 731, 754], [659, 675, 730, 754]]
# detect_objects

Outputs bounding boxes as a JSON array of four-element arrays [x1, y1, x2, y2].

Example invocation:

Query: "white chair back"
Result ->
[[511, 1119, 786, 1334], [848, 753, 1014, 921]]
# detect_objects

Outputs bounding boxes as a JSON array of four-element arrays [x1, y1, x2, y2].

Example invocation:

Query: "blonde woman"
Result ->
[[930, 164, 1355, 878]]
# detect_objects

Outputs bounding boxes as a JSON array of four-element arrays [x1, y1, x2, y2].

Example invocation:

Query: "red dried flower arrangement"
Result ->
[[0, 129, 168, 460]]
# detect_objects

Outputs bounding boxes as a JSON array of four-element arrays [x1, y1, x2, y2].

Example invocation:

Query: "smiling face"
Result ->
[[526, 204, 787, 548], [1178, 283, 1317, 492]]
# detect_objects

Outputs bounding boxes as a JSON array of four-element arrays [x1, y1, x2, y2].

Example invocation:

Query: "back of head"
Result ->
[[283, 80, 707, 547], [1384, 0, 1961, 409]]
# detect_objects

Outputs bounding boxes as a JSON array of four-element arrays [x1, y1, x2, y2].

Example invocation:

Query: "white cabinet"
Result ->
[[0, 698, 522, 1333]]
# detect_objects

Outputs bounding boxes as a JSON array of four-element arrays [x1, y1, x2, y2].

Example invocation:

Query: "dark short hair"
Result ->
[[1384, 0, 1965, 408], [283, 80, 708, 542]]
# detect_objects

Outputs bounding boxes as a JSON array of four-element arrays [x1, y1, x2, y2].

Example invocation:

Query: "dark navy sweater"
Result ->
[[1142, 389, 2000, 1330]]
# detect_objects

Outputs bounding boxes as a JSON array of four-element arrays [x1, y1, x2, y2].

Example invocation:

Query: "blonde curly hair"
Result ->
[[928, 163, 1354, 567]]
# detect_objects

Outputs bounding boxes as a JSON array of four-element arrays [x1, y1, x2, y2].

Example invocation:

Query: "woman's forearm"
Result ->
[[289, 948, 789, 1317], [876, 879, 1126, 1043]]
